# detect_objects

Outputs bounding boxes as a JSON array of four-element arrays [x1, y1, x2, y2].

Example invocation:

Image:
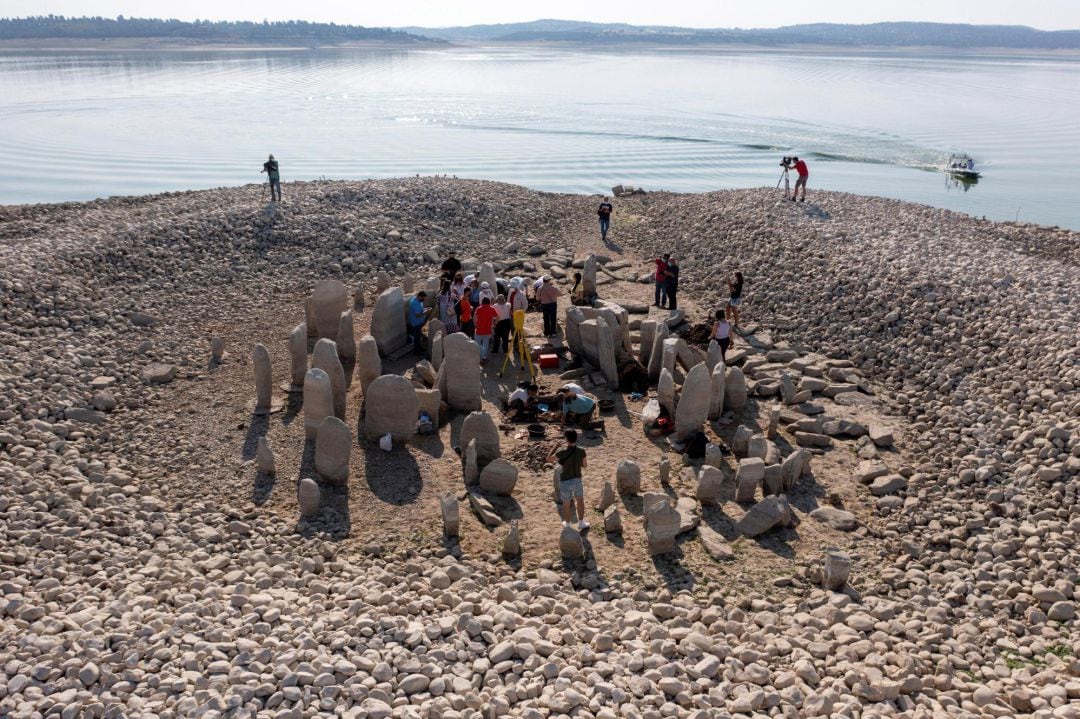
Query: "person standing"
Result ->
[[536, 276, 562, 336], [440, 252, 462, 280], [458, 292, 474, 338], [664, 256, 680, 311], [547, 429, 590, 530], [508, 278, 528, 314], [492, 294, 512, 355], [652, 253, 670, 308], [727, 271, 744, 328], [473, 297, 498, 362], [712, 309, 732, 362], [407, 291, 430, 354], [790, 156, 809, 202], [597, 198, 613, 242], [436, 281, 459, 334], [261, 154, 281, 202]]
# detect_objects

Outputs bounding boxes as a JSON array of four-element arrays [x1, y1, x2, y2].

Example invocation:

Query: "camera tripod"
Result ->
[[776, 166, 791, 199], [497, 310, 535, 379]]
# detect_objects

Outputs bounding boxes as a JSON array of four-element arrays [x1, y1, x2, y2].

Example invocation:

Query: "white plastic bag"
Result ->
[[641, 399, 661, 426], [379, 433, 393, 452]]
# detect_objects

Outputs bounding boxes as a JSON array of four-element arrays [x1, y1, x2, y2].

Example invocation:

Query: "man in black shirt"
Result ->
[[597, 199, 613, 242], [664, 257, 680, 311], [440, 252, 462, 280], [261, 154, 281, 202]]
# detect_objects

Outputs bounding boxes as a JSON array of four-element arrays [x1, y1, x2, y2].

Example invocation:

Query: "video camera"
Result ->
[[780, 156, 795, 168]]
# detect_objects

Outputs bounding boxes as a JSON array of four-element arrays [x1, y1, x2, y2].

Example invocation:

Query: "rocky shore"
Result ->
[[0, 178, 1077, 718]]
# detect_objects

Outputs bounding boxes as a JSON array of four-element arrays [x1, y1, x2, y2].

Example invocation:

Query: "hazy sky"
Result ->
[[8, 0, 1080, 31]]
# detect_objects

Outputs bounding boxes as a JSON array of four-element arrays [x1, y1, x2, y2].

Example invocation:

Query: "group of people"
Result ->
[[651, 253, 681, 310], [507, 381, 603, 430]]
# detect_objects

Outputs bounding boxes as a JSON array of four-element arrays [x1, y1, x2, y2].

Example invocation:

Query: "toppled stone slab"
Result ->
[[736, 495, 792, 538], [468, 491, 502, 527], [869, 474, 907, 496], [143, 363, 177, 385], [810, 506, 857, 531]]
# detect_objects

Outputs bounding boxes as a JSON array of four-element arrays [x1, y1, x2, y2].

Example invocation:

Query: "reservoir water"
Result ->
[[1, 46, 1078, 229]]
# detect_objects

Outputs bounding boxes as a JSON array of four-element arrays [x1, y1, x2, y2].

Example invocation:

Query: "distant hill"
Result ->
[[0, 16, 438, 45], [401, 19, 1080, 49]]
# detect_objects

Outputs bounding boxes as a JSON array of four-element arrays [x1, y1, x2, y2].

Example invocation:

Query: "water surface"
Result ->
[[1, 47, 1078, 228]]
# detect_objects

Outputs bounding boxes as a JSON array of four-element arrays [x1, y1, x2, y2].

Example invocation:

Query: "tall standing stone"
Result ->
[[658, 455, 671, 485], [603, 506, 623, 534], [312, 339, 346, 421], [705, 340, 722, 372], [638, 320, 657, 368], [565, 306, 586, 357], [460, 411, 500, 463], [356, 335, 381, 395], [402, 276, 414, 295], [363, 374, 419, 442], [375, 271, 390, 294], [303, 368, 333, 440], [298, 477, 321, 518], [646, 322, 670, 381], [253, 343, 274, 413], [658, 368, 676, 417], [440, 493, 459, 538], [416, 388, 441, 426], [645, 496, 680, 556], [582, 254, 597, 298], [748, 434, 768, 460], [697, 466, 725, 506], [210, 337, 225, 361], [312, 279, 348, 343], [443, 333, 482, 411], [304, 297, 318, 338], [288, 323, 307, 390], [596, 481, 617, 511], [315, 416, 351, 485], [479, 262, 497, 291], [430, 331, 444, 370], [725, 366, 747, 410], [371, 288, 407, 357], [735, 457, 764, 502], [353, 282, 365, 309], [767, 405, 781, 439], [661, 337, 679, 378], [674, 363, 710, 440], [256, 436, 275, 475], [708, 361, 726, 421], [337, 310, 356, 362], [616, 459, 641, 496], [463, 439, 479, 486]]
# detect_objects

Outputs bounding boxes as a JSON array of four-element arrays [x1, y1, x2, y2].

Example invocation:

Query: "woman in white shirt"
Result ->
[[492, 294, 513, 354], [712, 309, 732, 362]]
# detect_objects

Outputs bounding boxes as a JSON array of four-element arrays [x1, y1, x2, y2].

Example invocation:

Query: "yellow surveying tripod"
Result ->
[[498, 310, 535, 379]]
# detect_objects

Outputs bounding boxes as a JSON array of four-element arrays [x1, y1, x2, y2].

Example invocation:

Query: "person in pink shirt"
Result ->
[[536, 276, 562, 336]]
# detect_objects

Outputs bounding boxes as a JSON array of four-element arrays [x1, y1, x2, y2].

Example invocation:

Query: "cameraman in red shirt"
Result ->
[[790, 156, 809, 202]]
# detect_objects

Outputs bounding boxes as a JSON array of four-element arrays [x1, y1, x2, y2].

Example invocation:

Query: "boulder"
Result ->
[[460, 411, 500, 463], [823, 550, 852, 590], [735, 458, 765, 503], [288, 323, 307, 390], [364, 374, 419, 442], [699, 526, 734, 561], [256, 436, 275, 475], [479, 459, 518, 496], [869, 424, 895, 447], [312, 339, 347, 421], [810, 506, 857, 531], [337, 310, 356, 361], [356, 335, 381, 395], [603, 506, 622, 534], [675, 496, 701, 534], [869, 474, 907, 496], [371, 287, 408, 356], [502, 520, 521, 557], [298, 478, 321, 518], [615, 459, 641, 496], [315, 416, 351, 485], [443, 333, 482, 411], [674, 363, 710, 440], [143, 363, 177, 385], [303, 368, 333, 440], [747, 434, 768, 461], [736, 495, 791, 537], [560, 525, 584, 560], [795, 432, 832, 448], [312, 279, 348, 342], [724, 366, 747, 410]]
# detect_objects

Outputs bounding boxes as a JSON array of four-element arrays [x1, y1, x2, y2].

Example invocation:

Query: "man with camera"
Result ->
[[783, 156, 809, 202], [261, 154, 281, 202]]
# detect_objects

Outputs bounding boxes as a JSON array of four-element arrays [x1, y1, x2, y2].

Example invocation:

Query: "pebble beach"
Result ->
[[0, 178, 1077, 718]]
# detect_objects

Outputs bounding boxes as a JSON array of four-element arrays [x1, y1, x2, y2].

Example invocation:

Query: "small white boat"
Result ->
[[944, 153, 980, 179]]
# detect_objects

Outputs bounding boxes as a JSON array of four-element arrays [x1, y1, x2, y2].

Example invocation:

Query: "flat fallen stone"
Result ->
[[468, 491, 502, 527], [810, 506, 858, 531], [142, 363, 177, 385], [699, 526, 734, 560], [869, 474, 907, 496]]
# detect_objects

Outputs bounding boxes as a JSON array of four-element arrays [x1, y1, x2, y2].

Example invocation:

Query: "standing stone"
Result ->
[[502, 520, 521, 557], [596, 481, 617, 511], [781, 450, 804, 491], [402, 276, 414, 295], [430, 330, 444, 371], [353, 282, 365, 309], [288, 323, 307, 390], [705, 443, 723, 469], [363, 374, 419, 442], [674, 363, 710, 440], [646, 322, 670, 380], [312, 339, 347, 421], [479, 262, 497, 291], [464, 439, 479, 486], [304, 297, 318, 338], [479, 459, 519, 496], [416, 388, 441, 427], [303, 368, 333, 440], [579, 319, 618, 387], [708, 361, 726, 420], [337, 310, 356, 362], [732, 425, 753, 457], [582, 254, 597, 298], [298, 477, 321, 518], [253, 343, 274, 413], [638, 320, 657, 368], [315, 416, 351, 485], [427, 318, 445, 348], [356, 335, 381, 395], [661, 337, 680, 378], [780, 374, 798, 405], [697, 466, 725, 506], [560, 525, 584, 560], [705, 340, 721, 372], [823, 550, 852, 590], [645, 496, 680, 556], [460, 411, 501, 463], [658, 455, 671, 485], [603, 506, 622, 534], [440, 493, 459, 538], [658, 369, 676, 417], [211, 337, 225, 361], [724, 366, 747, 410], [767, 405, 781, 439], [371, 288, 408, 356], [763, 465, 784, 496], [443, 333, 482, 411], [748, 434, 768, 460], [735, 457, 765, 502], [375, 271, 390, 293], [565, 306, 586, 357], [312, 279, 349, 342], [615, 459, 641, 496], [256, 436, 275, 475]]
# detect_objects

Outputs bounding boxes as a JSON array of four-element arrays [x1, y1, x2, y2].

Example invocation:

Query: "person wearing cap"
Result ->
[[478, 281, 495, 305], [536, 276, 562, 336], [653, 252, 670, 308], [508, 278, 528, 314], [407, 291, 430, 354], [260, 154, 281, 202]]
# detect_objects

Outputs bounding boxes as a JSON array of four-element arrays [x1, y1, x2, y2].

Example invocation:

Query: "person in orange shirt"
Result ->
[[458, 293, 474, 338], [473, 297, 499, 362]]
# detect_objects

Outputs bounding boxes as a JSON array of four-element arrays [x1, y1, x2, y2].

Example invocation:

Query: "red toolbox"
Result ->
[[538, 353, 559, 369]]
